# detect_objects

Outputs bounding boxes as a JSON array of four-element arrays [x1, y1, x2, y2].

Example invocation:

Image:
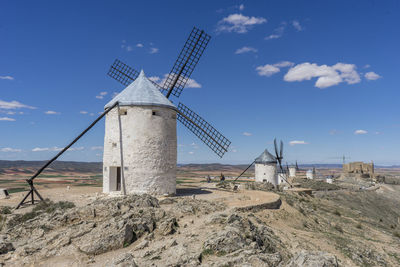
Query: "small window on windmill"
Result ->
[[152, 110, 158, 116], [119, 109, 127, 115], [112, 143, 117, 148]]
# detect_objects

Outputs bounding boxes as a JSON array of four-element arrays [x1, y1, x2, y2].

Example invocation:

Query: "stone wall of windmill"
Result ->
[[342, 161, 374, 178]]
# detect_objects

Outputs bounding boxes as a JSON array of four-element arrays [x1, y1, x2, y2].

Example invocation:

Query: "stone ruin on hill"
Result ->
[[342, 161, 374, 179]]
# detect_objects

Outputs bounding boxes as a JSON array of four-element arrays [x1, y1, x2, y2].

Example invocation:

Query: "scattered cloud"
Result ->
[[148, 76, 160, 83], [217, 13, 267, 34], [239, 4, 244, 11], [91, 146, 103, 150], [289, 140, 309, 146], [151, 74, 201, 88], [0, 117, 15, 121], [136, 43, 144, 48], [44, 110, 59, 115], [235, 46, 258, 54], [0, 76, 14, 80], [149, 47, 159, 54], [256, 61, 294, 77], [32, 146, 84, 152], [80, 111, 88, 114], [292, 20, 303, 31], [96, 91, 108, 99], [354, 129, 367, 135], [242, 132, 252, 136], [364, 64, 371, 68], [256, 65, 280, 77], [365, 71, 381, 80], [188, 151, 194, 155], [121, 40, 134, 52], [1, 147, 21, 152], [283, 62, 361, 89], [0, 100, 36, 110], [265, 24, 285, 40]]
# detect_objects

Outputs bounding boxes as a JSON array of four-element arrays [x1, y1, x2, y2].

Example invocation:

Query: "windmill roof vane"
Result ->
[[255, 149, 277, 164], [105, 70, 176, 110]]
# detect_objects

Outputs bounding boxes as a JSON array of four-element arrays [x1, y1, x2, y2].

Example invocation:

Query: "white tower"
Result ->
[[254, 149, 278, 185], [288, 166, 296, 178], [102, 70, 177, 196]]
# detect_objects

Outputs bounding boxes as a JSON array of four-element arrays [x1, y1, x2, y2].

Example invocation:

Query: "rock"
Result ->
[[285, 250, 338, 267], [175, 198, 225, 215], [0, 237, 14, 255], [158, 217, 179, 236], [109, 252, 138, 267], [203, 214, 281, 255]]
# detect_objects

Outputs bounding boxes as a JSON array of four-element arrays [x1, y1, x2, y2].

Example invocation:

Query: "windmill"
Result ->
[[16, 26, 230, 208], [274, 138, 291, 186], [107, 27, 231, 159]]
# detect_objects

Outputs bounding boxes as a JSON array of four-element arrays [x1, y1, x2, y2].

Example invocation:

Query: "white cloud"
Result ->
[[0, 117, 15, 121], [273, 61, 294, 68], [0, 100, 35, 110], [153, 74, 201, 88], [265, 24, 285, 40], [1, 147, 21, 152], [32, 147, 50, 152], [365, 71, 381, 80], [256, 61, 294, 77], [256, 64, 280, 76], [364, 64, 371, 68], [148, 76, 160, 83], [0, 76, 14, 80], [188, 151, 194, 154], [45, 110, 59, 115], [32, 146, 83, 152], [354, 129, 367, 135], [80, 111, 88, 114], [217, 13, 267, 34], [289, 140, 309, 146], [292, 20, 303, 31], [242, 132, 252, 136], [283, 62, 361, 89], [95, 91, 108, 99], [149, 47, 159, 54], [235, 46, 258, 54], [239, 4, 244, 11], [91, 146, 103, 150], [136, 43, 144, 48]]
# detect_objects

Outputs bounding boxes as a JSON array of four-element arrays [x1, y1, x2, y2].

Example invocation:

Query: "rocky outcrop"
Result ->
[[285, 250, 338, 267]]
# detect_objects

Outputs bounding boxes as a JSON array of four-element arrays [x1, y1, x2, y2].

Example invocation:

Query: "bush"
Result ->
[[0, 206, 12, 214], [33, 200, 75, 214], [334, 224, 344, 233], [334, 209, 341, 216]]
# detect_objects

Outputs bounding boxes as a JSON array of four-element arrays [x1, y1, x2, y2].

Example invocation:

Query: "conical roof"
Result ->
[[254, 149, 277, 164], [105, 70, 177, 110]]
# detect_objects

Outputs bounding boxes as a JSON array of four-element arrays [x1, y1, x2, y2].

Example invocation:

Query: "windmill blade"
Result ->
[[163, 27, 211, 98], [274, 138, 279, 159], [107, 59, 140, 86], [296, 161, 299, 171], [280, 140, 284, 160], [176, 102, 231, 158], [107, 59, 165, 91]]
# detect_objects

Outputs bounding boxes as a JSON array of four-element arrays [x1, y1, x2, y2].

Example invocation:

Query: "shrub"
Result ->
[[356, 223, 362, 229], [334, 209, 341, 216], [334, 224, 344, 233], [0, 206, 12, 214]]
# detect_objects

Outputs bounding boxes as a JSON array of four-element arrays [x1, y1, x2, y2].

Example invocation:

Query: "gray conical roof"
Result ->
[[254, 149, 277, 164], [105, 70, 177, 110]]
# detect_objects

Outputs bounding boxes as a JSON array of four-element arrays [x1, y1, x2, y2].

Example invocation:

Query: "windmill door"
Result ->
[[116, 167, 121, 191], [109, 166, 121, 191]]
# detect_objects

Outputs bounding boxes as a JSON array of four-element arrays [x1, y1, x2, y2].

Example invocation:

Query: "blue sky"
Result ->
[[1, 0, 399, 165]]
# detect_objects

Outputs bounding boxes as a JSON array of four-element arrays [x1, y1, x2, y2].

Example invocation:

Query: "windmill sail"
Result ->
[[108, 59, 165, 91], [177, 102, 230, 158], [163, 27, 211, 98]]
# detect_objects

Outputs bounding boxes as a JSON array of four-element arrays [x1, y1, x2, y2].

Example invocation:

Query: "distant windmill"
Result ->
[[234, 138, 291, 187]]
